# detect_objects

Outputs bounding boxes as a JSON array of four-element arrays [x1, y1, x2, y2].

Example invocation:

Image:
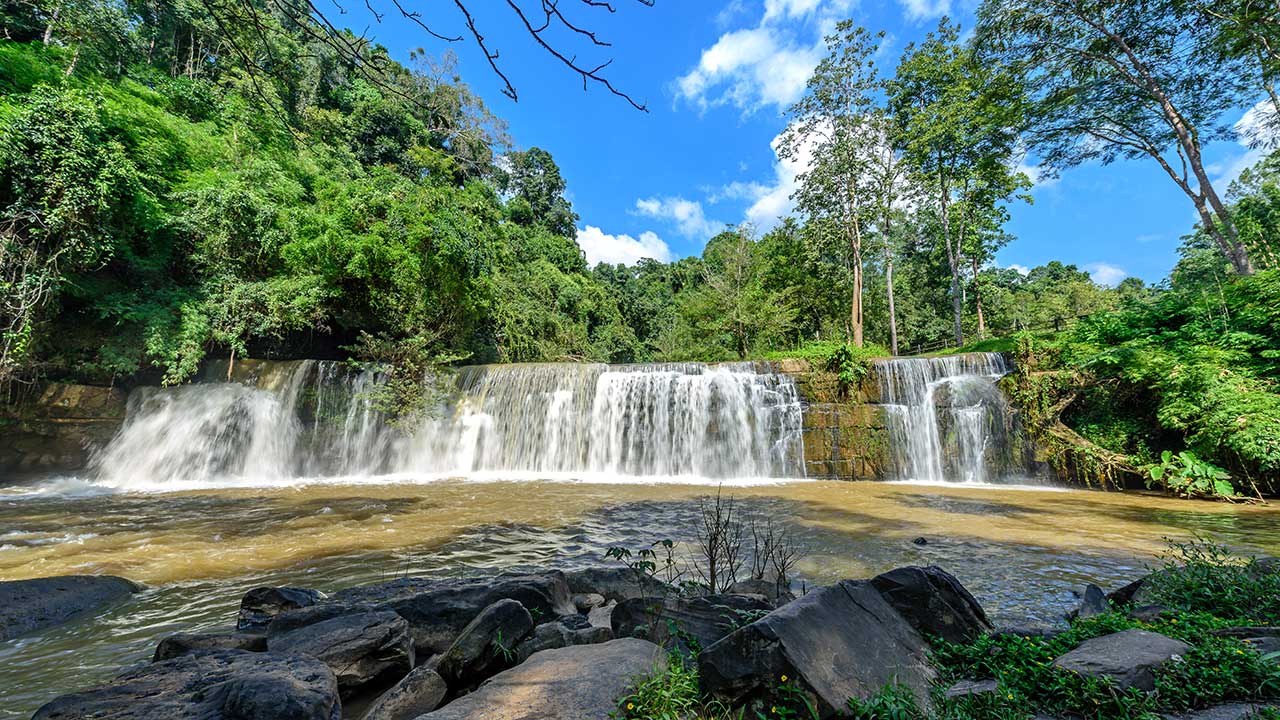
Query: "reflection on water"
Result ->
[[1, 479, 1278, 719]]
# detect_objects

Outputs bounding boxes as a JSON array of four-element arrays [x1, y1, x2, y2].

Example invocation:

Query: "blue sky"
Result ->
[[363, 0, 1266, 285]]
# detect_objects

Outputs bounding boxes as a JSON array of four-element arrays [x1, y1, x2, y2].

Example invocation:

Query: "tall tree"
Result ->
[[976, 0, 1257, 275], [863, 111, 914, 355], [781, 21, 883, 347]]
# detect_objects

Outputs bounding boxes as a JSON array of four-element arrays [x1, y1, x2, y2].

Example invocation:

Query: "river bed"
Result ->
[[1, 478, 1278, 718]]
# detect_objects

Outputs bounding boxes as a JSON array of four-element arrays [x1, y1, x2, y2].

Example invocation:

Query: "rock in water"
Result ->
[[268, 609, 414, 697], [563, 567, 675, 603], [870, 566, 992, 644], [1069, 584, 1109, 620], [420, 638, 665, 720], [0, 575, 141, 641], [435, 599, 533, 691], [699, 580, 936, 717], [612, 593, 774, 657], [361, 665, 448, 720], [32, 649, 340, 720], [239, 587, 326, 631], [332, 572, 575, 655], [1053, 629, 1190, 691], [154, 631, 266, 661]]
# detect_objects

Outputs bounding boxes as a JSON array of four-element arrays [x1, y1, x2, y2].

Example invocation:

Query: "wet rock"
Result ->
[[33, 649, 340, 720], [269, 609, 414, 697], [613, 593, 774, 657], [1053, 629, 1190, 691], [699, 580, 936, 717], [1069, 584, 1109, 621], [239, 587, 326, 631], [154, 631, 266, 661], [945, 679, 998, 700], [572, 592, 605, 612], [435, 599, 533, 692], [332, 572, 575, 655], [420, 638, 665, 720], [870, 566, 992, 644], [360, 665, 447, 720], [727, 578, 795, 605], [513, 615, 612, 663], [912, 537, 929, 546], [0, 575, 142, 641], [267, 603, 373, 637], [563, 566, 674, 603], [993, 623, 1064, 640]]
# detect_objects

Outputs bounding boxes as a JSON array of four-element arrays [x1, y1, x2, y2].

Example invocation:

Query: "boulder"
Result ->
[[572, 592, 606, 612], [269, 609, 414, 697], [154, 631, 266, 661], [587, 600, 616, 630], [0, 575, 142, 641], [513, 615, 612, 664], [239, 587, 326, 631], [360, 666, 447, 720], [870, 566, 992, 644], [944, 679, 998, 700], [1053, 629, 1190, 691], [32, 649, 340, 720], [420, 638, 665, 720], [1107, 576, 1153, 606], [727, 578, 795, 605], [332, 572, 575, 655], [266, 603, 372, 638], [612, 593, 774, 656], [1129, 605, 1172, 623], [699, 580, 936, 717], [435, 599, 533, 691], [1212, 627, 1280, 657], [563, 567, 674, 603], [1070, 584, 1109, 620]]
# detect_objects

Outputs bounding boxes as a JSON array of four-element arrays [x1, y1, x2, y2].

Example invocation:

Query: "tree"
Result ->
[[501, 147, 578, 238], [781, 21, 884, 347], [863, 111, 914, 355], [680, 229, 796, 359], [976, 0, 1257, 275], [1187, 0, 1280, 145]]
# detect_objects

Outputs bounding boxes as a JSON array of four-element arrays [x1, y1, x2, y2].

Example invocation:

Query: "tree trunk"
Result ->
[[938, 167, 963, 346], [884, 217, 899, 356], [971, 255, 986, 340], [43, 8, 58, 44], [849, 221, 864, 348]]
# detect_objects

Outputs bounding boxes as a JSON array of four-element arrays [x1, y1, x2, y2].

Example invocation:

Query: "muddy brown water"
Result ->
[[1, 479, 1278, 718]]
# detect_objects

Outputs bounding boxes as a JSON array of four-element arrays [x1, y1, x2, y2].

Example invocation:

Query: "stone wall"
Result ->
[[0, 383, 128, 478]]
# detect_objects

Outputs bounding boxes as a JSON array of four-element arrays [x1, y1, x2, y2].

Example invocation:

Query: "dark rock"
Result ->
[[33, 649, 340, 720], [239, 587, 326, 631], [727, 578, 795, 605], [870, 566, 992, 644], [1107, 577, 1150, 606], [267, 603, 372, 637], [993, 621, 1064, 640], [360, 666, 447, 720], [1210, 626, 1280, 639], [269, 609, 414, 697], [1053, 629, 1191, 691], [332, 572, 575, 655], [563, 567, 674, 603], [1163, 704, 1279, 720], [699, 580, 936, 717], [1245, 637, 1280, 656], [513, 616, 612, 663], [912, 537, 928, 546], [613, 593, 774, 657], [420, 638, 665, 720], [572, 592, 605, 612], [0, 575, 142, 641], [945, 679, 998, 699], [1129, 605, 1172, 623], [154, 631, 266, 661], [435, 599, 533, 692], [1069, 584, 1109, 621]]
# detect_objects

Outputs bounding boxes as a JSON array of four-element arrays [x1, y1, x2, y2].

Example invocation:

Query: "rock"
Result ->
[[33, 649, 340, 720], [727, 578, 795, 605], [572, 592, 605, 612], [1070, 584, 1109, 620], [1129, 605, 1172, 623], [360, 665, 447, 720], [267, 603, 373, 637], [587, 600, 616, 630], [332, 572, 576, 655], [269, 609, 414, 697], [1163, 704, 1279, 720], [612, 593, 774, 657], [870, 566, 992, 644], [435, 599, 533, 691], [513, 616, 612, 663], [1107, 577, 1151, 606], [912, 537, 928, 546], [993, 622, 1064, 640], [1212, 627, 1280, 658], [0, 575, 142, 641], [239, 587, 326, 631], [1245, 637, 1280, 656], [154, 631, 266, 661], [944, 679, 998, 700], [563, 566, 674, 603], [420, 638, 665, 720], [1053, 629, 1191, 691], [699, 580, 936, 717]]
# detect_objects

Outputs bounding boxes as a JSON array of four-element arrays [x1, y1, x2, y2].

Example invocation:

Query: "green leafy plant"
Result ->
[[1140, 537, 1280, 625], [846, 683, 922, 720], [1146, 450, 1237, 500]]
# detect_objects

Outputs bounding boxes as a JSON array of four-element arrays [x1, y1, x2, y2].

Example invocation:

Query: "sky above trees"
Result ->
[[351, 0, 1271, 285]]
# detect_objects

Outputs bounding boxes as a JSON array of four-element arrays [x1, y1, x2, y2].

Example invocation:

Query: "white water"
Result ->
[[876, 353, 1015, 484], [89, 361, 806, 490]]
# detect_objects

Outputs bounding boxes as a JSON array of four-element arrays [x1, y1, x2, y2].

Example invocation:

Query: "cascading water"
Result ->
[[875, 353, 1016, 484], [91, 360, 806, 489]]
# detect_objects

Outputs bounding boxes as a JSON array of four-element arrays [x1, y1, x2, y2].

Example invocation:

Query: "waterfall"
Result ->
[[875, 353, 1015, 484], [91, 361, 806, 489]]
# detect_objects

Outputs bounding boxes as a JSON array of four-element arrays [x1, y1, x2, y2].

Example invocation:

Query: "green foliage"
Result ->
[[847, 683, 922, 719], [1146, 450, 1236, 500], [1142, 537, 1280, 625]]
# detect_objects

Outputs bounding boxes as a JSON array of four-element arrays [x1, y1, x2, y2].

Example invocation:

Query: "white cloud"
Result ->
[[713, 121, 826, 230], [575, 226, 673, 267], [899, 0, 952, 20], [634, 197, 725, 238], [1209, 100, 1279, 191], [1007, 263, 1031, 276], [1085, 262, 1128, 287]]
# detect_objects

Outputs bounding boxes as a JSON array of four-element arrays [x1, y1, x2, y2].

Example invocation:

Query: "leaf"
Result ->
[[1161, 450, 1173, 464], [1213, 479, 1236, 498]]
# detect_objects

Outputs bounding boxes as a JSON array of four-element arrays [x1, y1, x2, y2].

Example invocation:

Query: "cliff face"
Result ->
[[0, 384, 128, 478], [770, 359, 893, 481]]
